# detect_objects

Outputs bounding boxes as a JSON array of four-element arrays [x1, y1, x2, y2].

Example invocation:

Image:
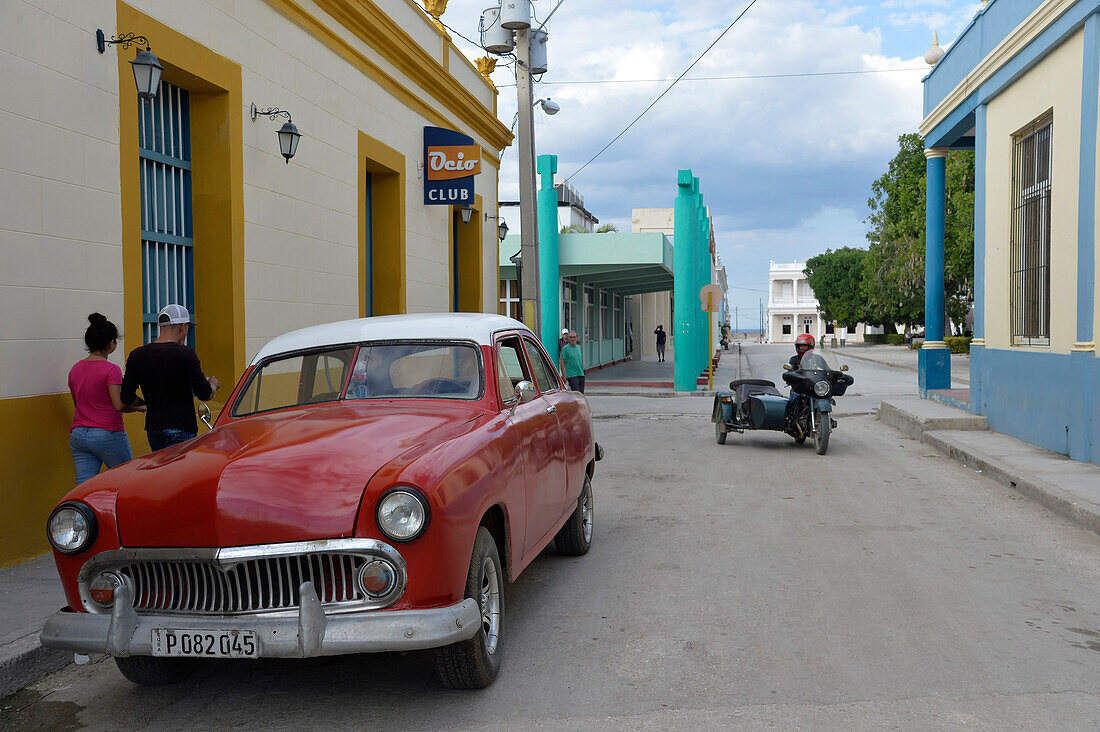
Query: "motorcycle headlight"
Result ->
[[47, 502, 98, 555], [376, 488, 430, 542], [813, 380, 832, 398]]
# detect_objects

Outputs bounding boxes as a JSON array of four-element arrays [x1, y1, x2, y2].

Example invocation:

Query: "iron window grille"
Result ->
[[139, 80, 194, 346], [1010, 113, 1053, 346]]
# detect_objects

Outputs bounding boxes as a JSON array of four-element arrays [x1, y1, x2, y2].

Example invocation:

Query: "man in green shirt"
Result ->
[[559, 331, 585, 393]]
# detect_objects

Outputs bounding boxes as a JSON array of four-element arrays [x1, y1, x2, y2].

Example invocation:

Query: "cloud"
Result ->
[[440, 0, 930, 311]]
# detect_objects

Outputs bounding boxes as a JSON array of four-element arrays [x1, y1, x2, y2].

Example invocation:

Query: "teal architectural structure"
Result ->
[[500, 158, 714, 385]]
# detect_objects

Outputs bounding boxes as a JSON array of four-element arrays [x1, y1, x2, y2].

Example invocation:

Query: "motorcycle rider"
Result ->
[[786, 333, 816, 422]]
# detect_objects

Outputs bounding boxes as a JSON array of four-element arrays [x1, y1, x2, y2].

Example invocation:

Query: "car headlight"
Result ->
[[376, 488, 430, 542], [47, 502, 98, 555], [813, 380, 832, 397]]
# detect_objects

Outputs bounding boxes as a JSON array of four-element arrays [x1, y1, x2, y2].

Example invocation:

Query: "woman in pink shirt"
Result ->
[[68, 313, 144, 484]]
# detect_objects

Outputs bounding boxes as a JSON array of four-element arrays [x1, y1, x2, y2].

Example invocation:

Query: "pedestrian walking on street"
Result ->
[[559, 330, 586, 393], [654, 325, 667, 362], [121, 304, 221, 451], [68, 313, 144, 484], [558, 328, 569, 352]]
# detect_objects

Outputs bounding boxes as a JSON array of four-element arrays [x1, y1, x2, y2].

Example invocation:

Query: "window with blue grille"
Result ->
[[139, 80, 193, 344]]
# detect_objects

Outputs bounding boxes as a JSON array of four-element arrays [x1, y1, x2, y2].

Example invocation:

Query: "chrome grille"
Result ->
[[118, 553, 365, 614], [77, 539, 407, 616]]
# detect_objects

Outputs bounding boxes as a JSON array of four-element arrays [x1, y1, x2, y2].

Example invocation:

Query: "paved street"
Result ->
[[4, 345, 1098, 730]]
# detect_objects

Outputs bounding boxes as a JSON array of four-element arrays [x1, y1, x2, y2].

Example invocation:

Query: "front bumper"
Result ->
[[40, 581, 480, 658]]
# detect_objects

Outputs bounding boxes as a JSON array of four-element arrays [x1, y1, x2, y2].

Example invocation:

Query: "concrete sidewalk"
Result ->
[[823, 343, 971, 385], [0, 554, 68, 699], [879, 397, 1100, 535], [585, 346, 747, 397]]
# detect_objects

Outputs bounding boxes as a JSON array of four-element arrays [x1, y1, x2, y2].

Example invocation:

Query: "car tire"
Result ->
[[555, 475, 594, 556], [434, 526, 504, 689], [114, 655, 198, 686]]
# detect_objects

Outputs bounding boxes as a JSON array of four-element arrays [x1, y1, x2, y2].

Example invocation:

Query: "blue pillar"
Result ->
[[673, 170, 697, 391], [970, 105, 988, 415], [1071, 12, 1099, 462], [919, 149, 950, 395], [537, 154, 560, 361]]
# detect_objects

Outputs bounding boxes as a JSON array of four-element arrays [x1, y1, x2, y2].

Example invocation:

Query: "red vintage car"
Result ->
[[41, 314, 600, 689]]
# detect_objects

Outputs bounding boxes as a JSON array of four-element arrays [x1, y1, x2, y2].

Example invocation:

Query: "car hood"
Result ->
[[115, 403, 479, 548]]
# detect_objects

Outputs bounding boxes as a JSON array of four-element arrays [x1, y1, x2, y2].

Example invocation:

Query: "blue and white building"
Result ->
[[920, 0, 1100, 465]]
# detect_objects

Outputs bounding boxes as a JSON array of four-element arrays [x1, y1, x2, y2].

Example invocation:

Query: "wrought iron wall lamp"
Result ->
[[251, 104, 302, 164]]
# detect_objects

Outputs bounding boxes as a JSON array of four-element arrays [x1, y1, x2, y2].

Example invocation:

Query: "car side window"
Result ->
[[523, 339, 559, 394], [495, 337, 530, 403]]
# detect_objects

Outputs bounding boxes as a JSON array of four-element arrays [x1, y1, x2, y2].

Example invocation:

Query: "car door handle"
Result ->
[[545, 405, 557, 414]]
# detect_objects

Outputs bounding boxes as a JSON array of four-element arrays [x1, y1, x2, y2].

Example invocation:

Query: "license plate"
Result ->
[[151, 629, 258, 658]]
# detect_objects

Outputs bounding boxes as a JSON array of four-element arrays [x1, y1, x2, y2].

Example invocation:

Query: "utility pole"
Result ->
[[515, 29, 541, 334]]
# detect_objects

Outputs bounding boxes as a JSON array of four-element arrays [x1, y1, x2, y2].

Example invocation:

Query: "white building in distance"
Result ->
[[767, 261, 825, 343]]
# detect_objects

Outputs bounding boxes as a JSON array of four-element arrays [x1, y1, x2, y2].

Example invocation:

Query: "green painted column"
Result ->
[[701, 212, 712, 373], [673, 170, 698, 391], [537, 154, 560, 360], [694, 190, 707, 377]]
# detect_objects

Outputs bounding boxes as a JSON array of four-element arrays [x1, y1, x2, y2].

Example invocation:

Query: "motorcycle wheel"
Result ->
[[715, 416, 727, 444], [814, 411, 831, 455]]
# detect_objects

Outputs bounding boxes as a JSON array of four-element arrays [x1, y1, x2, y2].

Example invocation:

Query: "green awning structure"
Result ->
[[499, 231, 674, 295]]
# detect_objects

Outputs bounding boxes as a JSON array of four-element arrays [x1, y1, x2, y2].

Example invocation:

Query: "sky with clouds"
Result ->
[[440, 0, 984, 321]]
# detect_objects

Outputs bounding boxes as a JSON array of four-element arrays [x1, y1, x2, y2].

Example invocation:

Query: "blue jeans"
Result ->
[[147, 429, 197, 452], [70, 427, 133, 485]]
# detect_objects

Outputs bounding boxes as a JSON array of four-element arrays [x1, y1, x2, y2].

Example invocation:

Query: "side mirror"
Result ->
[[509, 381, 537, 416], [783, 364, 793, 371], [841, 365, 850, 372], [198, 403, 213, 431]]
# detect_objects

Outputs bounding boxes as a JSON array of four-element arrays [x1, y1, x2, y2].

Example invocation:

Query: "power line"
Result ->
[[410, 0, 486, 52], [498, 67, 927, 88], [565, 0, 760, 182]]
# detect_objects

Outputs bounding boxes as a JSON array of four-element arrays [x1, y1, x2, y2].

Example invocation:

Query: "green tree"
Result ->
[[803, 247, 868, 330], [864, 133, 975, 331], [560, 224, 580, 234], [596, 223, 619, 233]]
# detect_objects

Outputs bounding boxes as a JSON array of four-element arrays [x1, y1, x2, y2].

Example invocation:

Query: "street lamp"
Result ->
[[485, 213, 510, 242], [96, 30, 164, 100], [536, 98, 560, 116], [251, 104, 302, 163], [460, 204, 474, 225]]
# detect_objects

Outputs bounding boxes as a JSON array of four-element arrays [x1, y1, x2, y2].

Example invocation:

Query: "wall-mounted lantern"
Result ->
[[486, 213, 509, 242], [250, 104, 301, 164], [460, 204, 474, 225], [96, 30, 164, 100]]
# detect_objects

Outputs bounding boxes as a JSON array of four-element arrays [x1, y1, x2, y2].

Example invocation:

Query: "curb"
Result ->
[[878, 400, 988, 440], [0, 634, 69, 699], [921, 431, 1100, 535]]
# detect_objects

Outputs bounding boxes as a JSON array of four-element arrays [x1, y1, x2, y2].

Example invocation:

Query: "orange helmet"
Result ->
[[795, 333, 815, 354]]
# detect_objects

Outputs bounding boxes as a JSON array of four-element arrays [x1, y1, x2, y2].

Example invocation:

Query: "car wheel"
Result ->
[[814, 411, 831, 455], [434, 526, 504, 689], [114, 655, 198, 686], [555, 475, 594, 556]]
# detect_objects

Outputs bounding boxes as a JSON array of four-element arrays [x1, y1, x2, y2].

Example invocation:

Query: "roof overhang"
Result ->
[[500, 232, 674, 296]]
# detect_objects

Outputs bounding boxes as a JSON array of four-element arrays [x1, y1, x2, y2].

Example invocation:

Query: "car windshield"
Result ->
[[345, 343, 481, 400], [233, 342, 482, 416]]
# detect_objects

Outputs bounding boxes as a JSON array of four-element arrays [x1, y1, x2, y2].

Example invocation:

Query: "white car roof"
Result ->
[[250, 313, 532, 365]]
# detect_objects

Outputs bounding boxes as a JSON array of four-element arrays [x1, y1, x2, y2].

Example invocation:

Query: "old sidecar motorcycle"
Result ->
[[711, 352, 853, 455]]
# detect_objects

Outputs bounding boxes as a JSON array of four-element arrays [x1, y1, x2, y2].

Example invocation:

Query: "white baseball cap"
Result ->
[[158, 303, 194, 325], [561, 328, 569, 335]]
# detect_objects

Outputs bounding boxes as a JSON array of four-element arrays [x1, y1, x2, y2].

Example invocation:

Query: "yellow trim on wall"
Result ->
[[266, 0, 512, 151], [359, 132, 407, 316], [0, 394, 75, 566], [117, 1, 246, 423]]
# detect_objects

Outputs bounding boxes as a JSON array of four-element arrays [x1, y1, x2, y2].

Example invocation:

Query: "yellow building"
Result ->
[[0, 0, 512, 566]]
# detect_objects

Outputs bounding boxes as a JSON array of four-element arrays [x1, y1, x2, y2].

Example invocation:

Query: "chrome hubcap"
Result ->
[[479, 555, 501, 655], [581, 487, 593, 544]]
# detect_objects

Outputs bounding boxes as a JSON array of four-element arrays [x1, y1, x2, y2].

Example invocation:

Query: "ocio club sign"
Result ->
[[424, 126, 481, 206]]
